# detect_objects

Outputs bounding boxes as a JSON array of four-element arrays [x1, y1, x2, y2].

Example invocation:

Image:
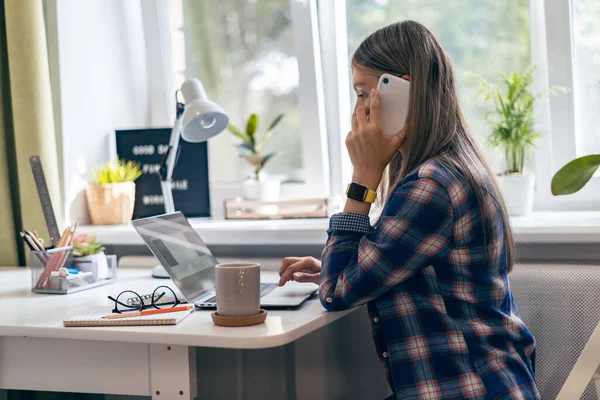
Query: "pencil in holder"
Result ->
[[30, 246, 73, 291]]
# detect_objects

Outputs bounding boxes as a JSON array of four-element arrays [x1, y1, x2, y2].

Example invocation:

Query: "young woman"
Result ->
[[279, 21, 539, 399]]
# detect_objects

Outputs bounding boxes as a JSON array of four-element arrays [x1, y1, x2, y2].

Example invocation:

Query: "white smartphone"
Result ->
[[377, 73, 410, 136]]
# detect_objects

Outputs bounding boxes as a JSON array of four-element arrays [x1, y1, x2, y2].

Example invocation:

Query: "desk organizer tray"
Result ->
[[30, 247, 117, 294]]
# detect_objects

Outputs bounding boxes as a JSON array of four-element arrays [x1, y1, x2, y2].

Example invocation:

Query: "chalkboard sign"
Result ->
[[115, 128, 210, 219]]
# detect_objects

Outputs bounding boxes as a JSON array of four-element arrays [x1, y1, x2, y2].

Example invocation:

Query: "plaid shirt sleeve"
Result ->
[[319, 177, 454, 311]]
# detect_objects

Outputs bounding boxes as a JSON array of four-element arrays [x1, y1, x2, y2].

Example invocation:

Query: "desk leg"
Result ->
[[594, 373, 600, 398], [556, 321, 600, 400], [149, 344, 197, 400]]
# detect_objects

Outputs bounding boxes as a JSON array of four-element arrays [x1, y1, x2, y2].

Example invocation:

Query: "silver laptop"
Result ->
[[131, 212, 318, 309]]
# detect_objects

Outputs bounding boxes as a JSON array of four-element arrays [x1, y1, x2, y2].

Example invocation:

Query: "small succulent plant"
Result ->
[[72, 234, 105, 257]]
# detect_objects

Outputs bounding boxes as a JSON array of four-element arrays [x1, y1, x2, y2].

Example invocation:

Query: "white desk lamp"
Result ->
[[159, 78, 229, 214], [153, 78, 228, 279]]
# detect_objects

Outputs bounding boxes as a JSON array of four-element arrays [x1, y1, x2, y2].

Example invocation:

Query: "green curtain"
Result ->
[[0, 0, 62, 267]]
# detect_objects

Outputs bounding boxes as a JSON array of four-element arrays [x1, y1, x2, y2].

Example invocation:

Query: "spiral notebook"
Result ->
[[63, 309, 194, 328]]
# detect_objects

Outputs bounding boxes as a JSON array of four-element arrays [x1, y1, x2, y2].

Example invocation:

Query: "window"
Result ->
[[170, 0, 329, 197], [344, 0, 531, 166], [53, 0, 598, 220], [533, 0, 600, 209], [322, 0, 600, 209], [573, 0, 600, 157], [319, 0, 530, 198]]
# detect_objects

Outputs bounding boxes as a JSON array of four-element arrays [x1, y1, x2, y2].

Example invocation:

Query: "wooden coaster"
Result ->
[[211, 309, 268, 327]]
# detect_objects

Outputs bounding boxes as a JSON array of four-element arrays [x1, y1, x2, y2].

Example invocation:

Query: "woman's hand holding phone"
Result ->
[[347, 89, 405, 191]]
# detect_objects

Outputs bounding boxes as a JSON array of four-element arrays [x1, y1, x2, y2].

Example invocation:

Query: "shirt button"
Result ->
[[373, 317, 380, 323], [326, 297, 332, 303], [383, 351, 389, 358]]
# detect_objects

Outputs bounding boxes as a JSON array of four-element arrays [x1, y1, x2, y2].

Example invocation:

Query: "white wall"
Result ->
[[55, 0, 151, 224], [52, 0, 248, 222]]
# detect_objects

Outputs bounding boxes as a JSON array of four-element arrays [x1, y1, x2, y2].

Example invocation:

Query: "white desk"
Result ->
[[0, 268, 390, 399]]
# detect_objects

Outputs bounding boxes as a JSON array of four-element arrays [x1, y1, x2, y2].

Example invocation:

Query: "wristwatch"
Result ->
[[346, 182, 377, 203]]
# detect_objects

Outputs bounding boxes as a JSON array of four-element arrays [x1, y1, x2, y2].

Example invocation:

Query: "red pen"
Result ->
[[102, 304, 194, 319]]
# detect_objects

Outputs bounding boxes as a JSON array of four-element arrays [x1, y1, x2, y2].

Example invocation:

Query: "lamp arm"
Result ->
[[166, 116, 183, 181], [159, 115, 183, 214]]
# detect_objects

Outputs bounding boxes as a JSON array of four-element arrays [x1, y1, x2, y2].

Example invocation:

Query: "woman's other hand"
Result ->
[[347, 88, 405, 190], [278, 256, 322, 286]]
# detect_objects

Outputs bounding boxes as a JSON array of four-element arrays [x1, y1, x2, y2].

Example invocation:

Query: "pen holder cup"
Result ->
[[30, 247, 117, 294]]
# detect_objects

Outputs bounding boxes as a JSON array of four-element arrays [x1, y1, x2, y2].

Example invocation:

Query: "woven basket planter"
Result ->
[[85, 182, 136, 225]]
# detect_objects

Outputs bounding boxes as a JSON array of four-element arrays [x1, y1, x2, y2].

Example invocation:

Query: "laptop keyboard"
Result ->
[[202, 283, 276, 304]]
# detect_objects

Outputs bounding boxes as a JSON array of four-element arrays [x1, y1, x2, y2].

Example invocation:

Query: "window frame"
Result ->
[[288, 0, 331, 197], [533, 0, 600, 210], [64, 0, 598, 215], [320, 0, 600, 209], [165, 0, 330, 200], [317, 0, 352, 197]]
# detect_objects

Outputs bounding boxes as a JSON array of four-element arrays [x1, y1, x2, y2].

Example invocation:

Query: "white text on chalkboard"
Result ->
[[132, 144, 171, 157], [116, 128, 210, 218], [158, 144, 169, 155], [143, 164, 161, 174], [141, 179, 189, 205], [143, 195, 164, 205], [132, 145, 155, 156], [171, 179, 189, 190]]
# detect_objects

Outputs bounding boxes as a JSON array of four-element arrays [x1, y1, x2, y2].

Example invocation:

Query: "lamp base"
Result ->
[[152, 264, 170, 279]]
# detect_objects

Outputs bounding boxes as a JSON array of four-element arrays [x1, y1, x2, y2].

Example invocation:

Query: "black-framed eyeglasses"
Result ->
[[108, 285, 183, 314]]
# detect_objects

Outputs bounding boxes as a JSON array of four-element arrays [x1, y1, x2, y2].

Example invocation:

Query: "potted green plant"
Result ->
[[472, 66, 566, 215], [72, 234, 109, 281], [228, 113, 284, 201], [552, 155, 600, 196], [86, 159, 142, 225]]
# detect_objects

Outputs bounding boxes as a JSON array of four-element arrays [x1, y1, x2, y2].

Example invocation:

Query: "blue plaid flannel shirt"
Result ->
[[320, 160, 539, 399]]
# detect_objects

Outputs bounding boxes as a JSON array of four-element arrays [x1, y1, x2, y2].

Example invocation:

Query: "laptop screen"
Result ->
[[132, 212, 216, 302]]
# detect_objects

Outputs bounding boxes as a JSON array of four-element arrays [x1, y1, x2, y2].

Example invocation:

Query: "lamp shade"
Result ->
[[180, 78, 229, 143]]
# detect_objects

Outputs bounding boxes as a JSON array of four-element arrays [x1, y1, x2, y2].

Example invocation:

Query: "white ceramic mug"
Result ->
[[215, 262, 261, 317]]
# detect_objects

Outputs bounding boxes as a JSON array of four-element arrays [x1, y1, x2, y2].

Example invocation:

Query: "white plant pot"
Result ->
[[242, 179, 281, 216], [74, 252, 109, 281], [242, 179, 281, 201], [497, 174, 535, 216]]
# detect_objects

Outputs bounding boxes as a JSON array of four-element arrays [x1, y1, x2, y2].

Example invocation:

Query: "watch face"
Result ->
[[347, 183, 367, 201]]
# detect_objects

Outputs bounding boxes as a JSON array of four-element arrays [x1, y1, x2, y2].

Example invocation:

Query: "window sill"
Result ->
[[79, 218, 331, 246], [511, 211, 600, 244], [78, 211, 600, 247]]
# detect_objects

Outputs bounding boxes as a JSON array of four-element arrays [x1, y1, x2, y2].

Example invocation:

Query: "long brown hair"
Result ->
[[352, 20, 515, 272]]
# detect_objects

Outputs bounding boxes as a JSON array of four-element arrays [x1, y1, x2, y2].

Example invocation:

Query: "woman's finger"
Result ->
[[392, 126, 408, 147], [351, 110, 358, 133], [279, 264, 303, 285], [278, 258, 320, 286], [392, 134, 404, 151], [292, 272, 320, 285], [355, 106, 368, 128], [279, 257, 302, 276], [369, 89, 381, 125]]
